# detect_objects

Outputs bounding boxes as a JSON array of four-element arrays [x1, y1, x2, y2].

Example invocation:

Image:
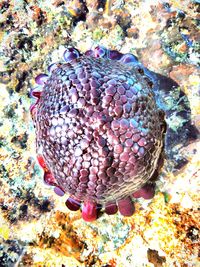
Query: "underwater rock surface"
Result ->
[[0, 0, 199, 266]]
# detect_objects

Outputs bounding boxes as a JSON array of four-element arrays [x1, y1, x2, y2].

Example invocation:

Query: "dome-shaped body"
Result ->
[[32, 47, 165, 221]]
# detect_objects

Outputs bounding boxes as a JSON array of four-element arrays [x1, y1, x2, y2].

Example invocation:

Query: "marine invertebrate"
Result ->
[[31, 46, 166, 222]]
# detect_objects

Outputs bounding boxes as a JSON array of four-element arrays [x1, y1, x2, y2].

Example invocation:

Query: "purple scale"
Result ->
[[80, 175, 88, 182], [130, 119, 139, 128], [105, 86, 117, 96], [85, 132, 93, 141], [121, 95, 127, 104], [82, 161, 90, 168], [92, 159, 99, 167], [67, 130, 76, 138], [138, 137, 147, 147], [126, 130, 134, 139], [115, 171, 123, 179], [89, 174, 97, 182], [129, 156, 136, 164], [80, 138, 90, 149], [78, 72, 85, 79], [133, 143, 139, 153], [112, 135, 120, 145], [68, 130, 75, 139], [114, 93, 120, 101], [77, 98, 86, 107], [110, 176, 118, 183], [84, 49, 94, 57], [96, 184, 106, 192], [73, 79, 80, 85], [104, 121, 111, 130], [120, 118, 129, 129], [114, 99, 122, 107], [111, 120, 120, 130], [126, 90, 134, 98], [117, 86, 125, 95], [91, 88, 100, 97], [132, 133, 140, 142], [60, 105, 70, 114], [114, 144, 123, 154], [114, 106, 123, 117], [120, 134, 126, 143], [88, 181, 96, 189], [90, 79, 100, 88], [106, 167, 115, 177], [91, 71, 101, 79], [68, 108, 78, 117], [125, 139, 133, 147], [103, 95, 112, 105], [35, 73, 48, 85], [71, 93, 78, 103], [138, 147, 145, 157], [124, 147, 131, 153], [97, 136, 106, 147], [91, 97, 100, 105], [80, 169, 89, 177], [122, 82, 130, 90], [63, 48, 80, 62], [90, 166, 98, 174], [98, 171, 107, 180], [81, 78, 89, 85], [85, 71, 91, 79], [69, 74, 77, 80], [120, 152, 129, 162], [102, 157, 112, 167], [92, 111, 99, 121], [123, 103, 132, 113], [107, 79, 117, 86], [99, 147, 109, 157]]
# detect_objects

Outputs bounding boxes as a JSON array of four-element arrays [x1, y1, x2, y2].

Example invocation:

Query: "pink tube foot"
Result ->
[[82, 201, 98, 222], [108, 49, 123, 60], [133, 184, 155, 199], [93, 46, 107, 58], [43, 171, 57, 186], [120, 54, 138, 64], [63, 48, 80, 62], [54, 186, 65, 197], [35, 73, 48, 85], [105, 202, 118, 215], [65, 197, 81, 211], [117, 197, 135, 217]]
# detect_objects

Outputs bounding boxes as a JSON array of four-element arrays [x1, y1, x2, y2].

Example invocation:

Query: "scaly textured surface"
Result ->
[[34, 53, 164, 205]]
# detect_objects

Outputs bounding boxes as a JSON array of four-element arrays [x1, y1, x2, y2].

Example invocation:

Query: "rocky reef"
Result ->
[[0, 0, 199, 266]]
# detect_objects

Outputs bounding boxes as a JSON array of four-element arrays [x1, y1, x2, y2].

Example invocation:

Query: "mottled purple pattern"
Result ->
[[34, 55, 164, 204]]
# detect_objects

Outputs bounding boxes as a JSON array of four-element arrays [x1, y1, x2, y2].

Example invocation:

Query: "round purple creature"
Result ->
[[31, 46, 165, 221]]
